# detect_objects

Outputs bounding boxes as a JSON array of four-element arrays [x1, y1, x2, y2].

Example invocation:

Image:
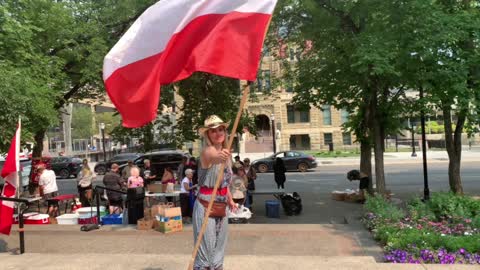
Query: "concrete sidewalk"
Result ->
[[1, 253, 477, 270], [238, 150, 480, 167]]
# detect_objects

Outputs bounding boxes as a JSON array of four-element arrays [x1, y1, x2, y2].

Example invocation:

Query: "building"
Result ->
[[240, 51, 357, 154]]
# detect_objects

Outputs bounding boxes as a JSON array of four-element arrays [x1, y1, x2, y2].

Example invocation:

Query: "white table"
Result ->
[[145, 191, 181, 207]]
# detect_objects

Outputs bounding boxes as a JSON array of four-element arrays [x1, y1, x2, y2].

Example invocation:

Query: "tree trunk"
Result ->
[[443, 106, 465, 194], [360, 140, 373, 193], [32, 129, 46, 158], [371, 91, 386, 194]]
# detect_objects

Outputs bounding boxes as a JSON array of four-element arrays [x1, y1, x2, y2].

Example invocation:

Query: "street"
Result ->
[[54, 161, 480, 224]]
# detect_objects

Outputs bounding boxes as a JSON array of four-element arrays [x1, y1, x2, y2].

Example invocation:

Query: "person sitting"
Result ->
[[127, 167, 144, 188], [103, 163, 126, 214], [38, 166, 58, 216], [230, 165, 249, 207], [347, 170, 373, 202]]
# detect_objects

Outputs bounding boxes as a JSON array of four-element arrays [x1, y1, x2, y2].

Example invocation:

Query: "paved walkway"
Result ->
[[2, 253, 477, 270]]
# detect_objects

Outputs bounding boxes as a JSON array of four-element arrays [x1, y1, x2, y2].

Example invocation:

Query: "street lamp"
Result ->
[[411, 124, 417, 157], [100, 123, 106, 162], [271, 114, 276, 153]]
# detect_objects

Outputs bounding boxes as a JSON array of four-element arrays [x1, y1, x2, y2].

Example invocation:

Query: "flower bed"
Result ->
[[363, 192, 480, 265]]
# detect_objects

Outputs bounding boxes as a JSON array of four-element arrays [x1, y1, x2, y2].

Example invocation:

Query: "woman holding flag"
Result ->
[[193, 115, 237, 270]]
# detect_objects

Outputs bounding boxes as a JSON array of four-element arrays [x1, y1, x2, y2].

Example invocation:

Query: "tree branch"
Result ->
[[55, 83, 84, 110]]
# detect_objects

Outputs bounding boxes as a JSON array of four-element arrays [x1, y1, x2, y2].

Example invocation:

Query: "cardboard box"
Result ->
[[144, 208, 153, 220], [154, 218, 183, 233], [331, 192, 346, 201], [151, 204, 181, 218], [137, 218, 154, 230]]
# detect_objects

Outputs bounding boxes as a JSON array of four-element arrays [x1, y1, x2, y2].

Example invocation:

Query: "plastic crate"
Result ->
[[56, 214, 79, 225], [265, 200, 280, 218], [78, 216, 98, 225], [102, 214, 123, 225]]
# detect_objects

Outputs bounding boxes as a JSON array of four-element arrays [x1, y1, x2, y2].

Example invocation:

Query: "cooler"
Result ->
[[265, 200, 280, 218], [102, 214, 123, 225]]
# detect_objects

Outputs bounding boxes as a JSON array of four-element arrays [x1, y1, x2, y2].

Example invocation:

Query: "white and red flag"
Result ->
[[103, 0, 278, 128], [0, 119, 21, 235]]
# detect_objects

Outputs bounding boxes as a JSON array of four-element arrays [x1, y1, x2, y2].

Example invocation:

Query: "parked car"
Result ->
[[0, 159, 32, 191], [251, 151, 317, 173], [20, 160, 31, 190], [50, 156, 83, 179], [94, 153, 140, 175], [119, 150, 189, 181]]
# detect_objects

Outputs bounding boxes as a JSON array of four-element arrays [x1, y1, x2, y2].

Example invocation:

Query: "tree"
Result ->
[[271, 0, 413, 194], [398, 0, 480, 194], [71, 106, 93, 140]]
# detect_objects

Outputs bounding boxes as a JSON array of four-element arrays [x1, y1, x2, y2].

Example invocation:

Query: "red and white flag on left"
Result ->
[[0, 119, 21, 235]]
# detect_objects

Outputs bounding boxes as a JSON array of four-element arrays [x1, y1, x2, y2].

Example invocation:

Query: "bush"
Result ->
[[364, 195, 404, 222], [407, 197, 436, 221], [427, 192, 480, 220]]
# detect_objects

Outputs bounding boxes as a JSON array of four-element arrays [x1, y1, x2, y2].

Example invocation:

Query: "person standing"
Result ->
[[121, 160, 135, 180], [243, 158, 256, 208], [177, 156, 188, 182], [141, 159, 157, 186], [127, 167, 144, 188], [38, 166, 58, 216], [103, 163, 126, 214], [273, 157, 286, 189], [193, 115, 236, 270], [347, 169, 373, 202], [77, 159, 94, 207], [180, 168, 194, 223]]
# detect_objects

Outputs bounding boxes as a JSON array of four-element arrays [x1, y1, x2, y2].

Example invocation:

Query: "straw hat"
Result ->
[[198, 115, 229, 136]]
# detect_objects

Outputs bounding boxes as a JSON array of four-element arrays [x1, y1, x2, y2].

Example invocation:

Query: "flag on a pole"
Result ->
[[103, 0, 278, 128], [0, 119, 21, 235]]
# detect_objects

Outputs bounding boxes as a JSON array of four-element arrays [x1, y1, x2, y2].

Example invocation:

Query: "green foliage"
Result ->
[[96, 112, 121, 135], [364, 195, 404, 223], [71, 106, 93, 140], [406, 197, 436, 221], [426, 192, 480, 220]]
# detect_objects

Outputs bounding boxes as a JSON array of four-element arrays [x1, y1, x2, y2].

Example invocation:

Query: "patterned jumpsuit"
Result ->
[[193, 163, 232, 270]]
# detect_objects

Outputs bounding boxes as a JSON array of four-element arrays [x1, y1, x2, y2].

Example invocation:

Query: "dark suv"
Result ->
[[51, 156, 83, 179], [94, 153, 140, 175], [119, 150, 188, 180]]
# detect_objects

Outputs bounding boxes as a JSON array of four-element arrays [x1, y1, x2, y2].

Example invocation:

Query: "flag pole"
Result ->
[[187, 81, 251, 270], [16, 117, 21, 199]]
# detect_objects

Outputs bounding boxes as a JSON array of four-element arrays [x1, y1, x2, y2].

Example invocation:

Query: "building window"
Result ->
[[264, 70, 271, 91], [256, 70, 271, 92], [286, 82, 293, 93], [342, 133, 352, 145], [290, 135, 311, 150], [322, 105, 332, 125], [324, 133, 333, 146], [341, 109, 349, 124], [287, 105, 310, 123], [263, 45, 269, 57]]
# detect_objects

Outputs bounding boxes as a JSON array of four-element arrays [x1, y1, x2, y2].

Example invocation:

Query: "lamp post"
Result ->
[[271, 114, 276, 153], [100, 123, 106, 162]]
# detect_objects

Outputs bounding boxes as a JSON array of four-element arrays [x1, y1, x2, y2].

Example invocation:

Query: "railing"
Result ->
[[93, 186, 127, 224], [0, 197, 29, 254]]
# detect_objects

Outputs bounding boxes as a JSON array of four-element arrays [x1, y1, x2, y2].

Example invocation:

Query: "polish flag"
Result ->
[[103, 0, 278, 128], [0, 120, 21, 235]]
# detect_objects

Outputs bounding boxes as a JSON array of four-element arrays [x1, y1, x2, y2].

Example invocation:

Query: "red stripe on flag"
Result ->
[[0, 182, 16, 235], [105, 12, 271, 128]]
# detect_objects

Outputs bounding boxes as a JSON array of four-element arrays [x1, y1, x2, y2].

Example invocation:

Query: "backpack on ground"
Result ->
[[279, 192, 302, 216]]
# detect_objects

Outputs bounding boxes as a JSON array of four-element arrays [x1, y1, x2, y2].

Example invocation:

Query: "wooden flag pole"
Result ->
[[187, 82, 251, 270]]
